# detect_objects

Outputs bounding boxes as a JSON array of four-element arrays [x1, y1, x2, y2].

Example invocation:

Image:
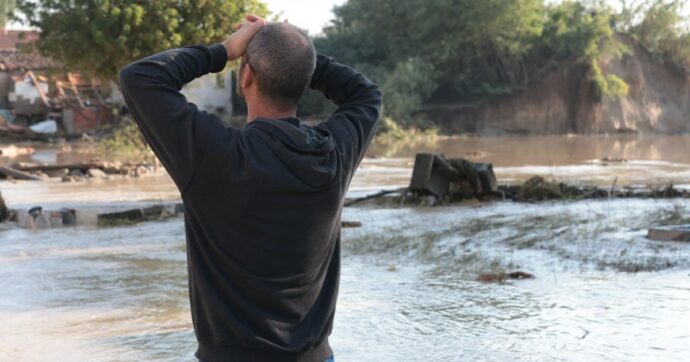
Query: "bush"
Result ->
[[99, 118, 154, 162], [381, 58, 437, 125]]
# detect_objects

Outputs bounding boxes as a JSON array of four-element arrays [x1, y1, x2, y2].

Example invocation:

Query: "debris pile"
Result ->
[[14, 206, 77, 229], [344, 153, 690, 207], [408, 153, 499, 201]]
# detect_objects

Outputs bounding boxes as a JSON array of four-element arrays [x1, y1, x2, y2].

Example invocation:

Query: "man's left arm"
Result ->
[[119, 15, 265, 192], [119, 44, 229, 191]]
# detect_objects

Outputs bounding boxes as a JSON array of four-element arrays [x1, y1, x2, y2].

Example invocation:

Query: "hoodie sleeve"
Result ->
[[119, 44, 230, 193], [310, 55, 383, 171]]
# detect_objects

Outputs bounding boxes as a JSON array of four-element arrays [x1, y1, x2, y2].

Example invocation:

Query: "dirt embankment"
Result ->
[[428, 35, 690, 135]]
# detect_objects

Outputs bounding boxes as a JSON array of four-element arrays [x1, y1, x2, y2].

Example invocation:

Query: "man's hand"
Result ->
[[223, 15, 266, 61]]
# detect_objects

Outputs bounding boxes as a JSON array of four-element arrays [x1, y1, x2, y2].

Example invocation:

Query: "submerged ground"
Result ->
[[1, 135, 690, 361]]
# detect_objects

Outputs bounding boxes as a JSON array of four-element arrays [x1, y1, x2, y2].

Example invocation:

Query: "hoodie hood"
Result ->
[[246, 117, 338, 188]]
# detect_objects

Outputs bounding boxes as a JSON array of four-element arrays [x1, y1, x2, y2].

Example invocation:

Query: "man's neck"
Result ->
[[247, 103, 296, 123]]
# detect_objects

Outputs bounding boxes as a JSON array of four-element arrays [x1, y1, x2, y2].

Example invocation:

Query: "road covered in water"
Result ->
[[1, 135, 690, 361]]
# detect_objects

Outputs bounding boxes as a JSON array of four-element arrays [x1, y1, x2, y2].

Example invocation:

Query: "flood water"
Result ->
[[2, 134, 690, 361]]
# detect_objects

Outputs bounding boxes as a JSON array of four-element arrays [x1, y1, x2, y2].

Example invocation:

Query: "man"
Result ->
[[119, 15, 382, 362]]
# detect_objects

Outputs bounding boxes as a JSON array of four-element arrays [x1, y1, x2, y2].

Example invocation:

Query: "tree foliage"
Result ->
[[316, 0, 546, 102], [626, 0, 690, 71], [13, 0, 268, 81], [0, 0, 15, 28], [541, 1, 630, 97], [314, 0, 690, 124]]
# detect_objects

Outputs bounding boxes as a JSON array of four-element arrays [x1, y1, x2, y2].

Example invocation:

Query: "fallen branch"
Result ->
[[344, 188, 405, 207], [579, 327, 590, 340], [0, 166, 41, 181]]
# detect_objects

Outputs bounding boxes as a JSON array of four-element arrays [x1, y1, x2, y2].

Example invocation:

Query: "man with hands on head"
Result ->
[[119, 14, 382, 362]]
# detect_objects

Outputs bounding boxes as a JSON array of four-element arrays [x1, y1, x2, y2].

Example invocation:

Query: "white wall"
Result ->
[[9, 76, 48, 105], [182, 71, 233, 115]]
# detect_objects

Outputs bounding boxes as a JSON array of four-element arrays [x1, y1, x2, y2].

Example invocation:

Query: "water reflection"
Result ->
[[368, 134, 690, 166]]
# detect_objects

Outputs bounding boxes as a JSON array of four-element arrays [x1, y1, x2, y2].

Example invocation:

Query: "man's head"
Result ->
[[237, 22, 316, 114]]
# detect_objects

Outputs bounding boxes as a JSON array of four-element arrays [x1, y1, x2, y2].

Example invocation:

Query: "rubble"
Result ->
[[86, 168, 107, 179], [408, 153, 498, 200], [0, 124, 55, 141], [14, 207, 77, 229], [0, 160, 156, 182], [6, 202, 182, 229], [345, 154, 690, 208]]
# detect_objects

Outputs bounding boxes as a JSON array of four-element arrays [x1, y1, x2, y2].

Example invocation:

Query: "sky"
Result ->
[[262, 0, 346, 35], [5, 1, 688, 33], [5, 0, 347, 34]]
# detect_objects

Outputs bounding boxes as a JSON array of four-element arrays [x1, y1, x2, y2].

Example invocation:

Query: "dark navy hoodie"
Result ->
[[119, 44, 382, 361]]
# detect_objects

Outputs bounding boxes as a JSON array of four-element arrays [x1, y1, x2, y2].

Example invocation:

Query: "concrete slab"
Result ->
[[647, 225, 690, 242]]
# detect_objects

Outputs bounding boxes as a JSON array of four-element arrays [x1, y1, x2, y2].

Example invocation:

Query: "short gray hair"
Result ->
[[244, 22, 316, 110]]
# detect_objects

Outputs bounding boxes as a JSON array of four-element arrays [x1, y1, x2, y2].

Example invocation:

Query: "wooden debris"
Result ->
[[477, 271, 535, 283], [341, 221, 363, 228], [344, 189, 403, 207], [0, 166, 41, 181]]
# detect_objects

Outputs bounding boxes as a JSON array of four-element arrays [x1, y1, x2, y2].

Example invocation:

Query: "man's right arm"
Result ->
[[310, 55, 383, 169]]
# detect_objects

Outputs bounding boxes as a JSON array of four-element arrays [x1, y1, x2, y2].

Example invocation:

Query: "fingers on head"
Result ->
[[246, 14, 266, 25]]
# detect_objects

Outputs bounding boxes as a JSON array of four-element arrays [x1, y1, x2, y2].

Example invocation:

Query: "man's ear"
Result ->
[[242, 64, 255, 89]]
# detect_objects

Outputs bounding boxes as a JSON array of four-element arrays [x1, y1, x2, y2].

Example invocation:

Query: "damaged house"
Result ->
[[0, 28, 111, 133], [1, 27, 234, 135], [0, 29, 51, 124]]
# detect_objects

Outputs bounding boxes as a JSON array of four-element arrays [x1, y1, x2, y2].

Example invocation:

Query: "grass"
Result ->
[[98, 118, 155, 163], [373, 117, 440, 157]]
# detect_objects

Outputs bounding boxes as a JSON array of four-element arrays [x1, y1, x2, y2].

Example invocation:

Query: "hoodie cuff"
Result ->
[[208, 44, 228, 73]]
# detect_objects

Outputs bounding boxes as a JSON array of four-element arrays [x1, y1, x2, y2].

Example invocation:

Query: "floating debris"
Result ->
[[341, 221, 363, 228], [408, 153, 497, 199], [601, 156, 628, 164], [647, 225, 690, 242], [477, 271, 535, 283]]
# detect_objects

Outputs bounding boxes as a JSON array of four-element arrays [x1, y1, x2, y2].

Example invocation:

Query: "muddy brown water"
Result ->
[[2, 135, 690, 361]]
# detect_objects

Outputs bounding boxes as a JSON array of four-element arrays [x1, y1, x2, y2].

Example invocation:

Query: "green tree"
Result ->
[[315, 0, 640, 123], [540, 1, 629, 97], [315, 0, 546, 122], [14, 0, 268, 82], [629, 0, 690, 71], [0, 0, 15, 28], [318, 0, 545, 96]]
